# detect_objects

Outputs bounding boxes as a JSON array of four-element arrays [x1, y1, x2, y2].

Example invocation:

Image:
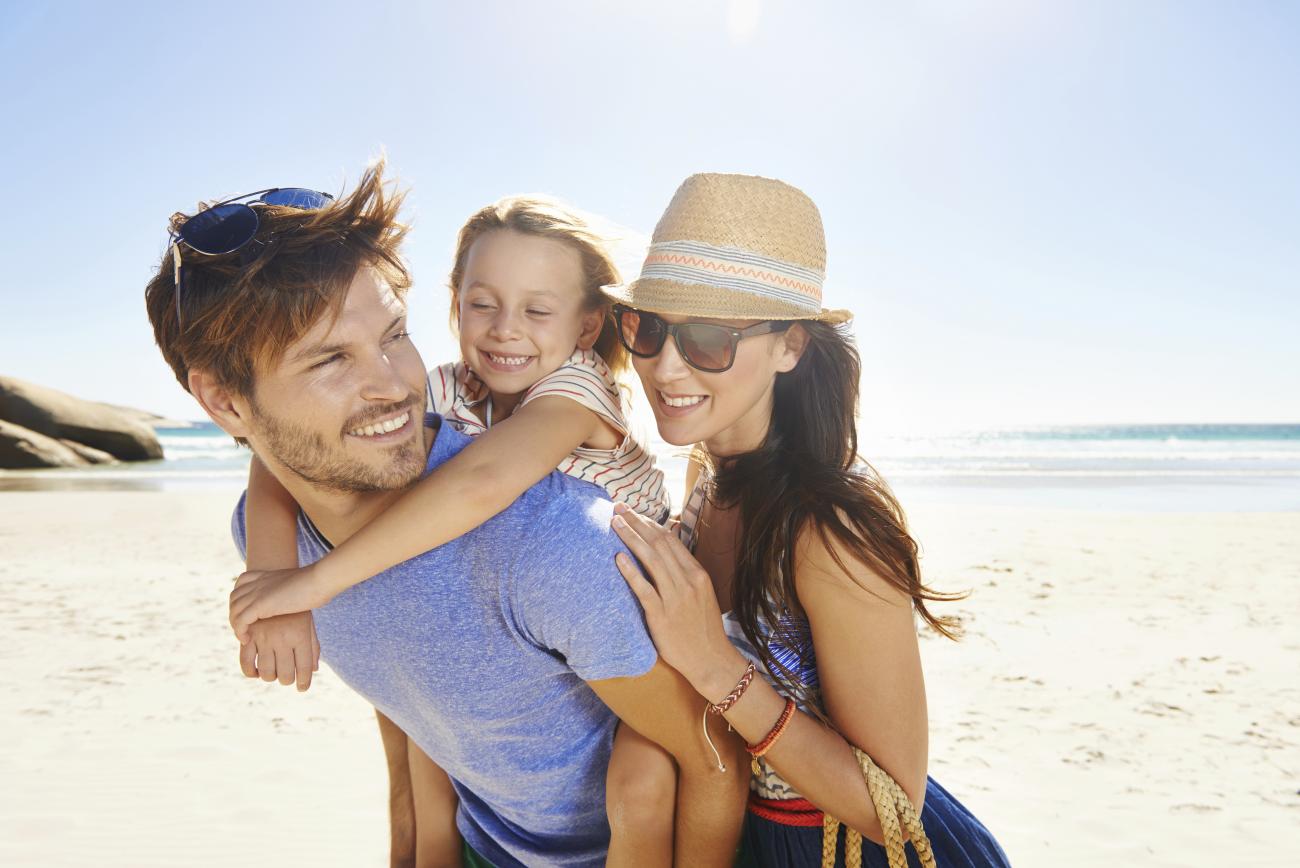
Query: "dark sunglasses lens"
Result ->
[[678, 324, 735, 371], [179, 203, 258, 254], [626, 311, 669, 357], [260, 188, 332, 209]]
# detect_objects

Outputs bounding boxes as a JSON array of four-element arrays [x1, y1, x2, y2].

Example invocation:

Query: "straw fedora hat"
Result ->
[[604, 173, 851, 324]]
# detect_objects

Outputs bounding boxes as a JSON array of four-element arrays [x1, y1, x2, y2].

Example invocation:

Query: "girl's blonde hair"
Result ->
[[447, 195, 628, 376]]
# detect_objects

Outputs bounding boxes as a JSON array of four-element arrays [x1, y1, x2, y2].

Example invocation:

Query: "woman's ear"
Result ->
[[773, 323, 810, 373], [576, 307, 606, 350]]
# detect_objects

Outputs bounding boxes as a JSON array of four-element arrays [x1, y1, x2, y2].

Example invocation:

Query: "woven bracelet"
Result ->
[[747, 697, 797, 759], [708, 661, 756, 715]]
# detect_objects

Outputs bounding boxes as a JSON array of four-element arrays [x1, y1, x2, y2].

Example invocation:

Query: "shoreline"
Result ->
[[4, 468, 1298, 514]]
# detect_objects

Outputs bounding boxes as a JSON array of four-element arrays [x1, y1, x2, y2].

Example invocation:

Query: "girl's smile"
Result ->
[[455, 229, 604, 414]]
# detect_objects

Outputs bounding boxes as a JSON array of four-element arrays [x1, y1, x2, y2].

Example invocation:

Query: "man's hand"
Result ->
[[230, 566, 335, 644], [239, 610, 321, 692]]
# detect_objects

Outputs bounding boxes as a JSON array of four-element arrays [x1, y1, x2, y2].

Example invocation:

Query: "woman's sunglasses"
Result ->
[[170, 187, 334, 327], [613, 304, 791, 373]]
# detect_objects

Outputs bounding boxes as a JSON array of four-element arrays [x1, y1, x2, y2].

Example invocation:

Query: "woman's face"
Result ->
[[630, 312, 806, 456]]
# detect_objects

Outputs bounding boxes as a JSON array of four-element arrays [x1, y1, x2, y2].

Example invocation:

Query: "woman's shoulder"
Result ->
[[791, 508, 911, 608]]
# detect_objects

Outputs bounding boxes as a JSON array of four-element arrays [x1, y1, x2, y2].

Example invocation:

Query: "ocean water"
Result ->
[[2, 422, 1296, 512], [0, 424, 250, 492], [859, 424, 1300, 512]]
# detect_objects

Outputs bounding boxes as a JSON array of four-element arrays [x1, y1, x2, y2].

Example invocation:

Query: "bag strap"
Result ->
[[819, 748, 936, 868]]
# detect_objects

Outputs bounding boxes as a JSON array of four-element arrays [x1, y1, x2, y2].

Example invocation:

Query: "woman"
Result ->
[[604, 173, 1011, 866]]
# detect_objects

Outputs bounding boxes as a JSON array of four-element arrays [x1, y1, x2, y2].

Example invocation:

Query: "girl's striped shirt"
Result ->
[[429, 347, 670, 522]]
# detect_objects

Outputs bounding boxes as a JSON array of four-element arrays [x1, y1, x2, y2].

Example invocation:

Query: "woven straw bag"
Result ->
[[820, 748, 936, 868]]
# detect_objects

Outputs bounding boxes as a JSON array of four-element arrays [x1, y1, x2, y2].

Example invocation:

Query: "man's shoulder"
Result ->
[[430, 421, 619, 550], [480, 475, 630, 601], [498, 473, 655, 682], [508, 473, 622, 547]]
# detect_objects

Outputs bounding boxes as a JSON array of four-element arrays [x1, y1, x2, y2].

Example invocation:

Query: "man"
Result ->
[[144, 164, 746, 866]]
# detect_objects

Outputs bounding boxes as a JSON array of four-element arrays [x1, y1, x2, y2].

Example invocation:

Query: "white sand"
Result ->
[[907, 503, 1300, 867], [1, 491, 1297, 866]]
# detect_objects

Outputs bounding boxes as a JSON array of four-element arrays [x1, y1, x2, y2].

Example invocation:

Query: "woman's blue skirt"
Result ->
[[736, 777, 1010, 867]]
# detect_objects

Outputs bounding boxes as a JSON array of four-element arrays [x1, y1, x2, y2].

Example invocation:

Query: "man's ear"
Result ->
[[188, 369, 253, 439], [576, 307, 606, 351], [773, 323, 810, 374]]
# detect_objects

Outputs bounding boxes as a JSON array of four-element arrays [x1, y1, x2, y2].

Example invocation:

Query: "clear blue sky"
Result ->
[[1, 1, 1296, 430]]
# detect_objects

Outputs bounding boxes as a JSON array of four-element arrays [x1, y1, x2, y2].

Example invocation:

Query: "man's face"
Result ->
[[242, 267, 429, 493]]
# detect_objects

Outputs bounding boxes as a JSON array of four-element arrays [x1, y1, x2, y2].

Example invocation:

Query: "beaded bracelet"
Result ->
[[746, 697, 797, 759], [708, 661, 756, 715]]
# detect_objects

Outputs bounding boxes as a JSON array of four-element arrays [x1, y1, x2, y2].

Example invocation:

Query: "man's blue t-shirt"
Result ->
[[232, 418, 658, 868]]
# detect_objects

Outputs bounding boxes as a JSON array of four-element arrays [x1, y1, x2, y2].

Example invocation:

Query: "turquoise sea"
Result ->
[[2, 421, 1296, 512], [858, 423, 1300, 512]]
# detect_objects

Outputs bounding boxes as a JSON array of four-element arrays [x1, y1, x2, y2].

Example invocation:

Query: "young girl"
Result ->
[[604, 173, 1011, 866], [229, 196, 688, 865]]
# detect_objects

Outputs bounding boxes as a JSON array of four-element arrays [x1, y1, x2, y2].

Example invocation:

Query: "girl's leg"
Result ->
[[375, 710, 416, 867], [408, 737, 462, 868], [606, 722, 678, 868]]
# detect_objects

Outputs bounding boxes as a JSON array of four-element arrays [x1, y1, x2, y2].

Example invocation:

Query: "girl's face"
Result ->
[[456, 229, 603, 396], [630, 312, 806, 456]]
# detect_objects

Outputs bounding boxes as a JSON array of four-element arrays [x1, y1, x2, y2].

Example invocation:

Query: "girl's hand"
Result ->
[[240, 611, 320, 692], [229, 565, 336, 644], [610, 503, 747, 701]]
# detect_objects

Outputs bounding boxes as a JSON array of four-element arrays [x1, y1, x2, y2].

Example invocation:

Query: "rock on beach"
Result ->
[[0, 376, 163, 468]]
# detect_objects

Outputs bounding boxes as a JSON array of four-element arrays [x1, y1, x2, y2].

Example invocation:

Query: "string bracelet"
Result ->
[[709, 661, 756, 715], [702, 705, 727, 772], [747, 697, 797, 760], [701, 661, 756, 772]]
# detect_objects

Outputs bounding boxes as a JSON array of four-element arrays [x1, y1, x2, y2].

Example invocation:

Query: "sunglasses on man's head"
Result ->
[[169, 187, 334, 327], [612, 304, 791, 373]]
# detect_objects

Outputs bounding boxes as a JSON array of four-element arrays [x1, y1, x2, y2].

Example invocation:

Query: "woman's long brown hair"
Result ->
[[705, 321, 964, 712]]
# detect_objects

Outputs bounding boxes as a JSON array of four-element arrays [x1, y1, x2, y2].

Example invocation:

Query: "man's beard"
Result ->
[[250, 392, 428, 494]]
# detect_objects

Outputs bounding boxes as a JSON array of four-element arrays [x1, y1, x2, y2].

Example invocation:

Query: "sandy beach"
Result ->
[[1, 489, 1297, 866]]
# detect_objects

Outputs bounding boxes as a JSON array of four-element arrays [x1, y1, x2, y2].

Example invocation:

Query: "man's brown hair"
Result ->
[[145, 160, 411, 399]]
